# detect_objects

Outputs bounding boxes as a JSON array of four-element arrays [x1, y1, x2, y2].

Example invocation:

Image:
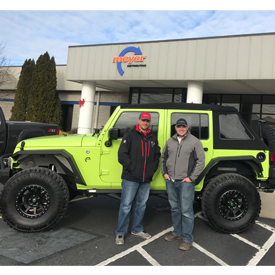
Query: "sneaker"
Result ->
[[131, 231, 151, 240], [115, 235, 124, 245], [179, 241, 192, 251], [164, 234, 182, 242]]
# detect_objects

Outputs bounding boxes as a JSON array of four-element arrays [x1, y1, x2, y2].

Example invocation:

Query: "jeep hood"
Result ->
[[14, 134, 97, 150]]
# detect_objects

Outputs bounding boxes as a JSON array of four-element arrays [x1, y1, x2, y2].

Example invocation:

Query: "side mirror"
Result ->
[[105, 128, 119, 147], [109, 128, 119, 140]]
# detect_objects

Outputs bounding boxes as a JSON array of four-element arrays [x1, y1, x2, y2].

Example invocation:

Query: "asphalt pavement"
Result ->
[[1, 182, 275, 266]]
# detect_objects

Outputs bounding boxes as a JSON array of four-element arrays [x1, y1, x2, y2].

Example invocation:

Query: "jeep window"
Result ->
[[113, 112, 159, 138], [219, 114, 254, 140], [171, 113, 209, 140]]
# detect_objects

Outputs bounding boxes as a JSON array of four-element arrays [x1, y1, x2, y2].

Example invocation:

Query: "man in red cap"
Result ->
[[115, 112, 160, 245]]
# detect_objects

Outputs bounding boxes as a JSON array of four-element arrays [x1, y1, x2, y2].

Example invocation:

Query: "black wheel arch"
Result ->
[[12, 149, 86, 188], [197, 156, 264, 186]]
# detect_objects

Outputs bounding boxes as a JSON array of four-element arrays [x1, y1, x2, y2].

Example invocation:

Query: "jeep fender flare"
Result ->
[[196, 156, 263, 185], [12, 150, 86, 186]]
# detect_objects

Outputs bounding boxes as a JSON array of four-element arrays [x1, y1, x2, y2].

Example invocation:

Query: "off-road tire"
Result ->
[[201, 173, 261, 234], [0, 167, 69, 232], [262, 124, 275, 152]]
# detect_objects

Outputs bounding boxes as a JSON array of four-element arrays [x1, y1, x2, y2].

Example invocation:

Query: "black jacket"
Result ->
[[118, 125, 161, 183]]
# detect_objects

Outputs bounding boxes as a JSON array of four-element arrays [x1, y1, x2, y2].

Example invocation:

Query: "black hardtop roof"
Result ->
[[121, 102, 237, 112]]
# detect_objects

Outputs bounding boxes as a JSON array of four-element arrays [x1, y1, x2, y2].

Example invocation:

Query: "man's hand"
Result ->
[[164, 174, 170, 180], [182, 177, 192, 182]]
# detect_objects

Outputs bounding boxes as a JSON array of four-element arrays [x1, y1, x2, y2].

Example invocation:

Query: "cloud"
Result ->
[[1, 10, 275, 66]]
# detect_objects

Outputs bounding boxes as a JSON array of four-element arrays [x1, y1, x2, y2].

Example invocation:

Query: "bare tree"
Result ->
[[0, 42, 15, 88]]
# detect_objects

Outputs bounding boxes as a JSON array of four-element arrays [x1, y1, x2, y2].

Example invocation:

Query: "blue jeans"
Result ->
[[166, 179, 195, 244], [115, 179, 150, 236]]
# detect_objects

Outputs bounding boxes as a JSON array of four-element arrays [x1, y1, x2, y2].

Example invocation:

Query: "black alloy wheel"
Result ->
[[218, 190, 248, 221], [0, 167, 69, 232], [202, 173, 261, 234], [16, 184, 50, 219]]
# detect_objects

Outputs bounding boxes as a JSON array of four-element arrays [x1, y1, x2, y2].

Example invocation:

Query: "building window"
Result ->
[[130, 88, 275, 136], [131, 93, 139, 104], [130, 87, 186, 104], [174, 89, 185, 103], [221, 95, 240, 111], [140, 91, 172, 104], [240, 95, 261, 132], [205, 93, 275, 133], [61, 104, 73, 132], [203, 94, 221, 105], [262, 95, 275, 126]]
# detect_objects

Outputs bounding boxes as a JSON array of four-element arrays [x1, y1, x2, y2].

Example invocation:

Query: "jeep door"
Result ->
[[166, 110, 213, 190], [99, 109, 165, 189]]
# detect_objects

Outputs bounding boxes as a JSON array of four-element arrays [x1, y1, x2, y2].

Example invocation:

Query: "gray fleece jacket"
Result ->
[[161, 132, 205, 183]]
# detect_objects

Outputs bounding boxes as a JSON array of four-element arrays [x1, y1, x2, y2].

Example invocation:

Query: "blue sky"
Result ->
[[1, 1, 275, 66]]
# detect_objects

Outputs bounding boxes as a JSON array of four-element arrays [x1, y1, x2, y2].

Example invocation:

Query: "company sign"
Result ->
[[113, 46, 146, 76]]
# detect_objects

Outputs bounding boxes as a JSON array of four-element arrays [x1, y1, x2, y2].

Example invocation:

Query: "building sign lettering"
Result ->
[[113, 46, 146, 76]]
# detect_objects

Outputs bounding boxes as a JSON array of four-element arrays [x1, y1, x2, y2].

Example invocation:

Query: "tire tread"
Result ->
[[0, 167, 69, 232], [202, 173, 261, 234]]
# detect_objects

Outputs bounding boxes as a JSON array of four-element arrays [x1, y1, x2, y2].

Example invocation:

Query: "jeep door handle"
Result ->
[[204, 147, 208, 152]]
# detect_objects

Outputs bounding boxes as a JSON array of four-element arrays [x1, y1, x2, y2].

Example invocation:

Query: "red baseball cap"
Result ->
[[139, 112, 151, 121]]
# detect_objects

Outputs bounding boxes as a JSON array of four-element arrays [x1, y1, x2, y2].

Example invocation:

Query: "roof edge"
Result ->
[[68, 32, 275, 49], [120, 102, 237, 112]]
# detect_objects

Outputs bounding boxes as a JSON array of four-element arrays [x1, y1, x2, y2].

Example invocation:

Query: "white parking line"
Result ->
[[136, 247, 161, 266], [231, 234, 262, 250], [198, 213, 275, 263], [97, 212, 275, 266], [96, 227, 173, 266], [256, 220, 275, 232], [247, 232, 275, 266], [192, 242, 229, 266], [96, 211, 229, 266], [96, 211, 235, 266]]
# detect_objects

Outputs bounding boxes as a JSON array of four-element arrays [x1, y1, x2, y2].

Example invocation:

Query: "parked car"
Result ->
[[0, 106, 59, 156]]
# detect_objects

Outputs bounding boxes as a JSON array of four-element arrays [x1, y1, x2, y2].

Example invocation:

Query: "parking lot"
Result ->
[[1, 186, 275, 266]]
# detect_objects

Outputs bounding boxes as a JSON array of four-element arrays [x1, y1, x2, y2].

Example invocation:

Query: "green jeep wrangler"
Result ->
[[0, 103, 275, 234]]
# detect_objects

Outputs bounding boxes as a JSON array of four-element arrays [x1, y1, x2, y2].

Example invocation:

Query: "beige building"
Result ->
[[2, 32, 275, 132], [1, 32, 275, 218]]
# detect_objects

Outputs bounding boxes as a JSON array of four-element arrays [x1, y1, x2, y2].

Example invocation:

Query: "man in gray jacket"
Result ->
[[161, 118, 205, 251]]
